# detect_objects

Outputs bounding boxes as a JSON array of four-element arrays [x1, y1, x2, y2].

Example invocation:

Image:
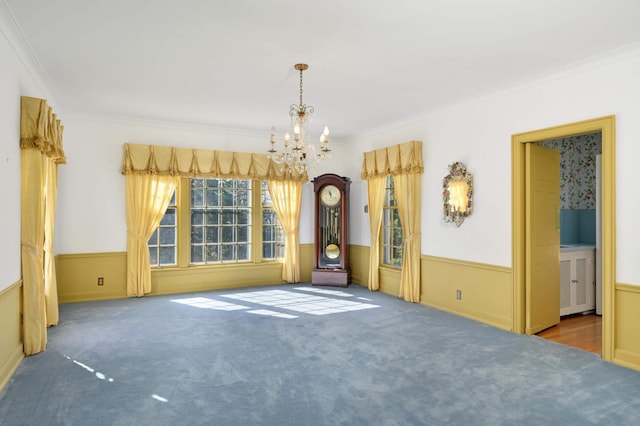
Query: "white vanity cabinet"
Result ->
[[560, 247, 595, 316]]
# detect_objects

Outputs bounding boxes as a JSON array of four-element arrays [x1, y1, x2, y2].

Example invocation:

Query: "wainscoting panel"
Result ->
[[0, 280, 24, 393], [56, 252, 127, 303], [379, 266, 402, 296], [151, 263, 287, 295], [613, 284, 640, 371], [421, 255, 513, 331], [349, 244, 370, 286]]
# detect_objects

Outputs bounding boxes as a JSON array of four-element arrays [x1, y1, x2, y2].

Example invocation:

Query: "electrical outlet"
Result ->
[[98, 277, 104, 286], [456, 289, 462, 300]]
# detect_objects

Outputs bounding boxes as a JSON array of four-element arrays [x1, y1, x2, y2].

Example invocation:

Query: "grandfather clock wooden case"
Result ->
[[312, 173, 351, 287]]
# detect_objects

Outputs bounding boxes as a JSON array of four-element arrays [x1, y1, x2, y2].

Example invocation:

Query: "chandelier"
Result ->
[[268, 63, 331, 174]]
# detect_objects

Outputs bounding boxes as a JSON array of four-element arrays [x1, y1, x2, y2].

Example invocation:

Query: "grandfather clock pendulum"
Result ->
[[312, 173, 351, 287]]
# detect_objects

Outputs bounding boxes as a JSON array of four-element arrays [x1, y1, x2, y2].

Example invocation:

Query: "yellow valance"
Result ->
[[121, 143, 307, 182], [20, 96, 66, 164], [360, 140, 423, 180]]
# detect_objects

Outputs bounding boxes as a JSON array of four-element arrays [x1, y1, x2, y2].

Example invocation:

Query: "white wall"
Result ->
[[344, 44, 640, 285]]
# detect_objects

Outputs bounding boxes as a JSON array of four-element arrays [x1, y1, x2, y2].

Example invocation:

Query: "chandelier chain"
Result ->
[[299, 68, 304, 108]]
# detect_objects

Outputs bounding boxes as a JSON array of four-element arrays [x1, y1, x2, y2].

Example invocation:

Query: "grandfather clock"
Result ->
[[312, 173, 351, 287]]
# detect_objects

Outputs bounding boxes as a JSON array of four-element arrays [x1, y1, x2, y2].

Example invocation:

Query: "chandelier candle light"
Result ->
[[268, 63, 331, 174]]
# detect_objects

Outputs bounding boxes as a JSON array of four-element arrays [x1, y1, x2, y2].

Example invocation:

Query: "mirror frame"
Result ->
[[443, 162, 473, 227]]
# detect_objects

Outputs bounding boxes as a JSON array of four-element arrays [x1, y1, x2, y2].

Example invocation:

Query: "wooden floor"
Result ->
[[537, 313, 602, 355]]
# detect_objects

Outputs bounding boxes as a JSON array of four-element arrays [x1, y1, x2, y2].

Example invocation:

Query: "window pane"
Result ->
[[222, 211, 235, 224], [160, 227, 175, 245], [237, 244, 249, 260], [191, 209, 204, 226], [159, 247, 175, 265], [149, 247, 158, 265], [208, 248, 220, 263], [263, 226, 274, 241], [392, 248, 403, 267], [160, 209, 176, 226], [206, 210, 220, 225], [238, 209, 249, 224], [191, 245, 204, 264], [222, 188, 234, 206], [237, 226, 248, 243], [205, 226, 219, 244], [237, 190, 250, 207], [191, 188, 204, 207], [222, 245, 234, 261], [207, 189, 220, 206], [191, 226, 204, 244], [263, 245, 274, 259], [393, 229, 403, 246], [222, 226, 234, 241]]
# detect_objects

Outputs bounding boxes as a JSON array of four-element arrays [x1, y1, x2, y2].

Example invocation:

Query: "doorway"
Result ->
[[511, 116, 616, 361]]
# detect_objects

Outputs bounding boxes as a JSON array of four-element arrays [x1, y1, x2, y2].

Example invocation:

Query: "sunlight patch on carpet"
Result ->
[[152, 394, 168, 402], [221, 289, 379, 316], [170, 297, 248, 311], [294, 287, 353, 297], [247, 309, 298, 319], [64, 355, 115, 382]]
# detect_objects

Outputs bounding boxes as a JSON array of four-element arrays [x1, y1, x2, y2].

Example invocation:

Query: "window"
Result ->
[[150, 178, 284, 268], [261, 181, 285, 260], [190, 178, 251, 264], [382, 176, 403, 267], [148, 190, 177, 267]]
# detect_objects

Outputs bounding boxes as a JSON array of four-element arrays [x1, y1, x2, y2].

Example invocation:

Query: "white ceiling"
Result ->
[[4, 0, 640, 140]]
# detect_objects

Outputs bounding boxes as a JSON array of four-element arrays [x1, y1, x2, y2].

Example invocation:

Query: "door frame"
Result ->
[[512, 115, 616, 360]]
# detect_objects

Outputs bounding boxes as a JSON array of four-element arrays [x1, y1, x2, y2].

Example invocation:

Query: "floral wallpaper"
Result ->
[[538, 132, 602, 210]]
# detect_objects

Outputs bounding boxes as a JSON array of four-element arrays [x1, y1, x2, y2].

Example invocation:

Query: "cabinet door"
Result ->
[[560, 259, 571, 313]]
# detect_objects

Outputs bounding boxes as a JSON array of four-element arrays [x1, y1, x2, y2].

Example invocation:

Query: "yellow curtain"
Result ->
[[122, 143, 307, 182], [20, 96, 66, 355], [366, 176, 386, 291], [394, 172, 422, 302], [360, 140, 423, 179], [361, 141, 423, 301], [21, 149, 47, 354], [44, 157, 60, 326], [125, 174, 178, 297], [267, 180, 303, 283]]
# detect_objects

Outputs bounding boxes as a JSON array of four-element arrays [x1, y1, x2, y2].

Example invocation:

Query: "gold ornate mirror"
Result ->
[[443, 162, 473, 227]]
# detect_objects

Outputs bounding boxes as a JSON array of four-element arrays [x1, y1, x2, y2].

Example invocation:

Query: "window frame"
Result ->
[[150, 177, 285, 269], [381, 175, 403, 268]]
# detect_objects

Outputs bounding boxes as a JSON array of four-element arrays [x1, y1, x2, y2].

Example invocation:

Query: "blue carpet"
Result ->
[[1, 284, 639, 425]]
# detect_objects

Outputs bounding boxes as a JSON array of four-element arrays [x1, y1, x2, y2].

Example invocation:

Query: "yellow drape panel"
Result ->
[[122, 143, 307, 181], [125, 175, 179, 297], [20, 96, 66, 356], [360, 140, 423, 180], [361, 141, 423, 300], [267, 180, 302, 283], [394, 172, 422, 302], [21, 149, 47, 354], [44, 158, 60, 326], [366, 176, 386, 291]]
